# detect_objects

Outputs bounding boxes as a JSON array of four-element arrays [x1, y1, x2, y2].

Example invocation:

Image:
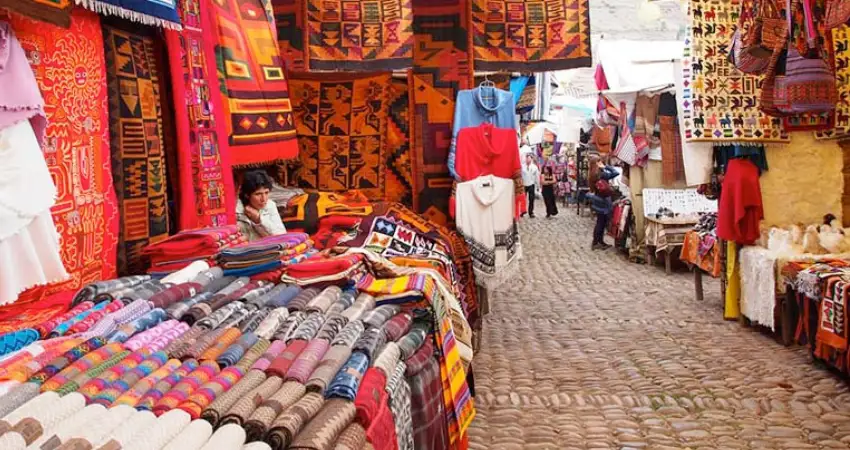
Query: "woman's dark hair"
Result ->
[[543, 166, 554, 175], [239, 170, 274, 205]]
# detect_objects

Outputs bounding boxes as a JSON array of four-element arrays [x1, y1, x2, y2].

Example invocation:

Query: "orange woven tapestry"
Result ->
[[385, 78, 413, 205], [273, 0, 307, 71]]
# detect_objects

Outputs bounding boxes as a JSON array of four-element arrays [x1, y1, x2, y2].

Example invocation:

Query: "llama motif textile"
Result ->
[[288, 72, 390, 199], [9, 10, 120, 304], [470, 0, 592, 71], [305, 0, 414, 71], [818, 25, 850, 140], [683, 0, 789, 142], [210, 0, 298, 166], [165, 0, 236, 230], [103, 25, 171, 276]]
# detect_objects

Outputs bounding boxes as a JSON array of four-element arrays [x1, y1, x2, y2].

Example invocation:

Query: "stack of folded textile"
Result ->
[[217, 233, 316, 278], [142, 226, 245, 273]]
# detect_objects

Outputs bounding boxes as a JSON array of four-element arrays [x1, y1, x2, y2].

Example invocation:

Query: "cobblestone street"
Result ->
[[468, 211, 850, 450]]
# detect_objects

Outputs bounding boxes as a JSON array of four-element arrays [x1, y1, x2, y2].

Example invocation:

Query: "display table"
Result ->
[[645, 216, 699, 274], [680, 230, 721, 301]]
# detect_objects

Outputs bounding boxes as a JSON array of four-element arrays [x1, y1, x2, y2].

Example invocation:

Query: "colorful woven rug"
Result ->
[[411, 0, 473, 226], [74, 0, 182, 29], [103, 24, 171, 275], [273, 0, 307, 71], [211, 0, 298, 167], [818, 25, 850, 139], [164, 0, 236, 230], [683, 0, 790, 142], [9, 9, 120, 304], [0, 0, 73, 27], [470, 0, 592, 71], [385, 78, 413, 206], [305, 0, 414, 71]]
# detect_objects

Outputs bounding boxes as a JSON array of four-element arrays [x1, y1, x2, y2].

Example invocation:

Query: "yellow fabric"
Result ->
[[725, 241, 741, 320]]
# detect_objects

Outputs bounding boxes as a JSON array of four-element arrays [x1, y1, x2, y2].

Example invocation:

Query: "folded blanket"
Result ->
[[341, 294, 376, 322], [354, 367, 387, 427], [289, 398, 356, 450], [305, 286, 341, 314], [235, 338, 271, 371], [305, 345, 351, 394], [381, 312, 413, 342], [287, 313, 326, 343], [220, 375, 283, 426], [286, 339, 329, 384], [113, 358, 184, 408], [90, 351, 168, 407], [352, 328, 387, 364], [143, 226, 243, 262], [242, 380, 307, 441], [372, 342, 401, 378], [176, 366, 244, 419], [200, 369, 267, 426], [315, 314, 348, 342], [250, 340, 287, 372], [267, 340, 308, 377], [267, 392, 325, 450], [326, 352, 369, 401], [331, 321, 365, 348]]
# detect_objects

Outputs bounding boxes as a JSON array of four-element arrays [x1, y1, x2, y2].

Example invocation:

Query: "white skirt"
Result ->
[[0, 210, 69, 305]]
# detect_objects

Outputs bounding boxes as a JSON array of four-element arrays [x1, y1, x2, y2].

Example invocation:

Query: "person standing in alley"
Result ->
[[522, 153, 540, 218], [541, 165, 559, 218], [585, 158, 618, 249]]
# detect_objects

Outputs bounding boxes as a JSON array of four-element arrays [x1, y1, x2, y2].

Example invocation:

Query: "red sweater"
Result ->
[[717, 159, 764, 245]]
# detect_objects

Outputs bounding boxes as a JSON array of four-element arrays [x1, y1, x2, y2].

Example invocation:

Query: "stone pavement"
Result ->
[[467, 211, 850, 450]]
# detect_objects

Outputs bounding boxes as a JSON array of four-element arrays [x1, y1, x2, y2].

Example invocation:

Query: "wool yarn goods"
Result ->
[[55, 349, 131, 396], [272, 312, 306, 342], [47, 302, 107, 337], [146, 321, 191, 353], [176, 366, 244, 419], [235, 338, 271, 372], [108, 299, 153, 326], [219, 375, 282, 426], [386, 362, 413, 450], [108, 308, 167, 343], [152, 360, 219, 415], [266, 392, 325, 450], [254, 308, 288, 340], [99, 409, 157, 449], [0, 383, 41, 420], [396, 326, 427, 360], [218, 303, 254, 330], [0, 339, 80, 383], [3, 393, 86, 446], [124, 318, 183, 352], [334, 422, 367, 450], [242, 380, 306, 441], [90, 351, 168, 407], [161, 261, 210, 285], [305, 286, 341, 314], [181, 328, 227, 360], [287, 314, 325, 343], [35, 303, 93, 338], [237, 308, 268, 334], [0, 391, 59, 433], [161, 418, 213, 450], [199, 423, 246, 450], [326, 351, 369, 401], [162, 325, 206, 358], [52, 403, 134, 450], [0, 329, 39, 357], [78, 352, 146, 401], [286, 339, 329, 384], [352, 328, 387, 364], [372, 342, 400, 377], [331, 321, 364, 348], [341, 294, 376, 322], [28, 403, 107, 449], [72, 276, 150, 306], [381, 313, 413, 342], [267, 340, 308, 377], [289, 398, 356, 450], [243, 442, 273, 450], [314, 314, 348, 342], [126, 358, 195, 410], [218, 332, 259, 367], [167, 292, 212, 321], [305, 345, 352, 395], [286, 287, 319, 312], [196, 302, 241, 329], [354, 368, 387, 427], [365, 388, 398, 450], [200, 369, 266, 426], [265, 284, 301, 308], [198, 327, 242, 361], [361, 305, 401, 330], [249, 340, 285, 372], [68, 300, 123, 335], [326, 290, 356, 316], [148, 282, 204, 310], [123, 409, 192, 450], [40, 342, 124, 392], [28, 337, 106, 386]]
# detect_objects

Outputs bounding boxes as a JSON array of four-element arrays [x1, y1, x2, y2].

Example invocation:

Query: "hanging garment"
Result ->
[[448, 87, 518, 180], [455, 175, 522, 290], [717, 159, 764, 246]]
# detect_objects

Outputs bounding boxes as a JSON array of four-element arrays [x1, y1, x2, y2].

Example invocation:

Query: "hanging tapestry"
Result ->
[[273, 0, 307, 71], [164, 0, 236, 230], [683, 0, 790, 142], [304, 0, 414, 71], [411, 0, 473, 226], [73, 0, 182, 29], [385, 78, 413, 206], [818, 25, 850, 139], [9, 9, 120, 305], [288, 72, 389, 199], [470, 0, 592, 71], [103, 24, 171, 276], [0, 0, 73, 27], [210, 0, 299, 167]]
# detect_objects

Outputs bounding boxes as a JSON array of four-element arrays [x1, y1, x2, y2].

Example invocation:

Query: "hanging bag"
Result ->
[[729, 0, 772, 74], [826, 0, 850, 30], [758, 27, 790, 117], [596, 94, 620, 126], [611, 102, 637, 166]]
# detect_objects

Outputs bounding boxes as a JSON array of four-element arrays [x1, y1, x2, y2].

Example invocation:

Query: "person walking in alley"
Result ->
[[541, 165, 559, 218], [585, 158, 618, 250], [522, 153, 540, 218]]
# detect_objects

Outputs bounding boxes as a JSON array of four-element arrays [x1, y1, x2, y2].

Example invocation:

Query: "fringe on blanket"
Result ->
[[74, 0, 182, 30]]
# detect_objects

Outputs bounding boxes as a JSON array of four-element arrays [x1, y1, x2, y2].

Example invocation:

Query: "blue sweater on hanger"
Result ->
[[448, 86, 518, 180]]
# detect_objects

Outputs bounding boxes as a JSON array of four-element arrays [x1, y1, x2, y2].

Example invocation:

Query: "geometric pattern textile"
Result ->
[[470, 0, 592, 71], [385, 78, 414, 206], [682, 0, 790, 142], [305, 0, 414, 71], [9, 10, 120, 304], [818, 25, 850, 140], [103, 24, 171, 276], [273, 0, 307, 71], [288, 72, 390, 199], [210, 0, 299, 166]]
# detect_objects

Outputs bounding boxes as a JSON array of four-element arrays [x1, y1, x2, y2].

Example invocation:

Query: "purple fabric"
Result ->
[[0, 22, 46, 145]]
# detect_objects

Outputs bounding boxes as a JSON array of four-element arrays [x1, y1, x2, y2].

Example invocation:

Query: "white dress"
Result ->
[[455, 174, 522, 291]]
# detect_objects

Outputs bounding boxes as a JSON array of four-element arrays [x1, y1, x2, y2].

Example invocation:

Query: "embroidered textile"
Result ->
[[210, 0, 298, 166], [470, 0, 592, 71], [739, 246, 778, 331], [683, 0, 789, 142], [289, 72, 390, 199], [305, 0, 413, 71], [103, 25, 171, 275], [74, 0, 182, 29]]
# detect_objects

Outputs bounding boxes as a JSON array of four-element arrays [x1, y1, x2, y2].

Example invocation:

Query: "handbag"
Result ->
[[759, 27, 790, 117], [775, 46, 837, 115], [611, 103, 637, 166], [729, 0, 772, 74], [826, 0, 850, 29], [760, 0, 789, 50]]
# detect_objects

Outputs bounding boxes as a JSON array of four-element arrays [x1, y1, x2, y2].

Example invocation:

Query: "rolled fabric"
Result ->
[[190, 267, 223, 287], [196, 302, 241, 330], [289, 398, 356, 450], [29, 336, 106, 385], [52, 404, 134, 450], [202, 275, 238, 295], [266, 392, 324, 450], [243, 442, 272, 450], [305, 345, 351, 394], [372, 342, 401, 377], [176, 366, 244, 419], [131, 359, 198, 410], [351, 328, 387, 364], [48, 301, 113, 337], [149, 282, 204, 309], [68, 300, 123, 335], [248, 340, 286, 372], [72, 276, 150, 305], [235, 338, 271, 372], [397, 327, 427, 360], [305, 286, 341, 314], [0, 338, 81, 380], [161, 419, 213, 450], [242, 381, 306, 442], [0, 329, 39, 358], [97, 409, 157, 449], [354, 368, 387, 427], [198, 328, 242, 362], [341, 294, 375, 322], [266, 340, 308, 377], [151, 360, 219, 416], [326, 290, 356, 316], [161, 260, 211, 285], [0, 391, 60, 434], [380, 312, 413, 342], [217, 332, 259, 368], [285, 288, 319, 312], [219, 375, 282, 426], [254, 308, 289, 340], [285, 339, 329, 384], [107, 308, 167, 344], [27, 403, 107, 449], [386, 361, 413, 450], [272, 312, 306, 343], [365, 387, 397, 450], [180, 328, 228, 360], [163, 325, 206, 358], [237, 308, 269, 334], [0, 383, 39, 426], [122, 409, 192, 450], [334, 422, 367, 450], [108, 299, 153, 326], [314, 314, 348, 343], [54, 349, 131, 396], [146, 321, 192, 354], [199, 423, 246, 450], [90, 351, 168, 407], [35, 303, 94, 338], [124, 319, 182, 352], [238, 284, 275, 305], [360, 305, 401, 330], [200, 370, 266, 426], [286, 314, 325, 343], [266, 284, 302, 308], [0, 380, 21, 398], [167, 292, 212, 321], [115, 280, 169, 304], [40, 343, 125, 392], [325, 352, 369, 401], [217, 304, 255, 331], [330, 321, 364, 348]]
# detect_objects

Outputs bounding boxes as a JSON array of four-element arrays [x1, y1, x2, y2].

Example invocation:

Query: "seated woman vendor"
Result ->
[[236, 170, 286, 241]]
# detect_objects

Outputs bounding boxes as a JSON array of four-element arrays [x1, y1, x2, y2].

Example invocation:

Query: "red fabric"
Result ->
[[142, 226, 243, 266], [0, 291, 75, 334], [355, 368, 387, 427], [366, 378, 399, 450], [164, 0, 236, 231], [311, 215, 362, 250], [266, 339, 308, 377], [594, 64, 609, 90], [284, 253, 364, 280], [717, 159, 764, 245]]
